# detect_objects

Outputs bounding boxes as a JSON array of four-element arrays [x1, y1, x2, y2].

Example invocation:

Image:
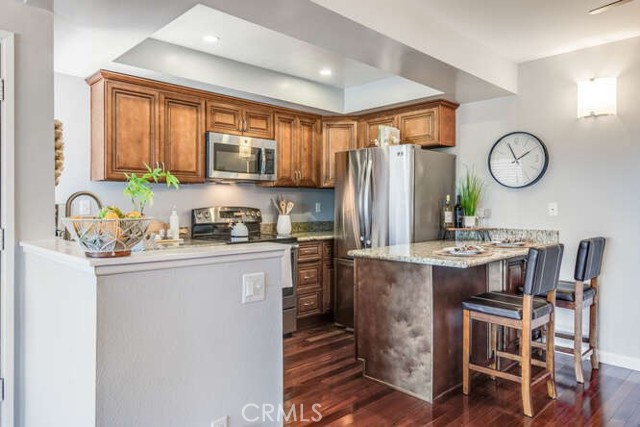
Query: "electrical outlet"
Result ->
[[315, 202, 321, 213], [77, 199, 91, 215], [211, 416, 228, 427], [242, 273, 265, 304], [547, 202, 559, 217]]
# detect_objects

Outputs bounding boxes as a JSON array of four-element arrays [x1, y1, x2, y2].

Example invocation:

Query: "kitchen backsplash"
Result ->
[[261, 221, 333, 234]]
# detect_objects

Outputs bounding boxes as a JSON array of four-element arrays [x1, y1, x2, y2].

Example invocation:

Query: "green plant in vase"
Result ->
[[123, 164, 180, 216], [458, 166, 484, 228]]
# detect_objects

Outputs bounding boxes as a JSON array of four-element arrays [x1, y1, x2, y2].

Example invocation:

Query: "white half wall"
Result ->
[[451, 36, 640, 370], [54, 73, 335, 228]]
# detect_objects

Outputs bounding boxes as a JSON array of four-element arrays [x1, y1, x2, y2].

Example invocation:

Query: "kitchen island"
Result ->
[[20, 239, 289, 427], [348, 240, 546, 403]]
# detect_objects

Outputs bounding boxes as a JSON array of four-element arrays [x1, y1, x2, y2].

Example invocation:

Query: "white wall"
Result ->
[[54, 73, 335, 229], [0, 1, 54, 426], [452, 36, 640, 369]]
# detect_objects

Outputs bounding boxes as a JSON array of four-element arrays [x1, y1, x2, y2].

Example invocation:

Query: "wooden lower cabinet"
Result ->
[[296, 240, 334, 319]]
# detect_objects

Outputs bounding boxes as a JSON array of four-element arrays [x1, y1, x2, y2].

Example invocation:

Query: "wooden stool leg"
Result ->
[[463, 309, 471, 395], [521, 296, 534, 417], [574, 281, 585, 384], [490, 323, 497, 380], [589, 278, 600, 370], [546, 290, 557, 399]]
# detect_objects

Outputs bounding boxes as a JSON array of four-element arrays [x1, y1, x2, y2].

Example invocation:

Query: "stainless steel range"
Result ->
[[191, 206, 298, 335]]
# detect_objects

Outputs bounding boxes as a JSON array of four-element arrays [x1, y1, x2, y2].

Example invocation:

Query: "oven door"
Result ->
[[206, 132, 276, 181]]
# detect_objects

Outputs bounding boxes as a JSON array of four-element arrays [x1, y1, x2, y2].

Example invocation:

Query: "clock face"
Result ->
[[488, 132, 549, 188]]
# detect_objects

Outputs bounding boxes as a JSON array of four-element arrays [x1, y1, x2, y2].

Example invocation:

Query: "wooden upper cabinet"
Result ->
[[398, 102, 457, 147], [91, 80, 159, 181], [205, 101, 243, 136], [206, 100, 274, 139], [321, 120, 357, 188], [243, 105, 274, 139], [296, 116, 321, 188], [160, 92, 205, 183], [272, 113, 297, 187], [359, 115, 397, 148]]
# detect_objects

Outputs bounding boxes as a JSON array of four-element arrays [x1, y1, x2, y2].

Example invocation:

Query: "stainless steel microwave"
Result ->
[[206, 132, 276, 181]]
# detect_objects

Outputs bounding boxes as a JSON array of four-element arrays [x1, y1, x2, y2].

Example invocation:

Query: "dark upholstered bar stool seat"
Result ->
[[462, 292, 553, 320], [555, 280, 596, 303], [462, 244, 564, 418]]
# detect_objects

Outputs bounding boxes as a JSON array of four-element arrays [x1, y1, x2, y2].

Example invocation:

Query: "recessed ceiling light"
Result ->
[[319, 68, 332, 76], [203, 35, 220, 44]]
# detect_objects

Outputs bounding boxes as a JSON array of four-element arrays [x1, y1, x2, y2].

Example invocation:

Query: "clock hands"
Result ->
[[513, 147, 536, 163], [507, 143, 519, 164]]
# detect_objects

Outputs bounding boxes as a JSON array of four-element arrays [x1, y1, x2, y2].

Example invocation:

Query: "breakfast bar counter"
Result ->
[[348, 240, 547, 403]]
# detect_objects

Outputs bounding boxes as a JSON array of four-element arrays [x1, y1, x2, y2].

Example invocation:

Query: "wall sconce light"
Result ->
[[577, 77, 617, 118]]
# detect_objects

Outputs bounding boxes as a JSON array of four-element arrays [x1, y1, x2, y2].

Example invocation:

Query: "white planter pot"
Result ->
[[277, 215, 292, 236], [463, 216, 477, 228]]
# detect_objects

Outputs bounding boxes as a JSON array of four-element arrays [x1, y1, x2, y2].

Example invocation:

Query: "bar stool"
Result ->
[[462, 244, 564, 417], [552, 237, 605, 384]]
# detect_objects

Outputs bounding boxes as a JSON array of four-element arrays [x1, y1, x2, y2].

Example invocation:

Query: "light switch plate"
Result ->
[[547, 202, 559, 217], [242, 272, 265, 304], [211, 416, 228, 427]]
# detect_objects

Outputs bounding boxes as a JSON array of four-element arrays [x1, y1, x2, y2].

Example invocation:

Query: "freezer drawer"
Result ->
[[334, 258, 354, 329]]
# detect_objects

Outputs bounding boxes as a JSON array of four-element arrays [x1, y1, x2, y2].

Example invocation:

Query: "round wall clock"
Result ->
[[488, 132, 549, 188]]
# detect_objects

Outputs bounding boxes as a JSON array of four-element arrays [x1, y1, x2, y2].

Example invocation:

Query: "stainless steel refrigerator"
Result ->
[[333, 145, 456, 328]]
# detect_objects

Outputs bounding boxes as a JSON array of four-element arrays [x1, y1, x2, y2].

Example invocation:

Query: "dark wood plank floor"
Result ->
[[284, 324, 640, 426]]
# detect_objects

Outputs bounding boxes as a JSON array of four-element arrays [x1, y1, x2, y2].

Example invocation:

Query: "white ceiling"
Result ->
[[150, 5, 391, 89], [401, 0, 640, 63]]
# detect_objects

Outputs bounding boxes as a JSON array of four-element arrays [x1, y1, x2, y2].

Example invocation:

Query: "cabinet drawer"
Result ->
[[298, 262, 321, 288], [298, 291, 322, 316], [298, 242, 322, 262]]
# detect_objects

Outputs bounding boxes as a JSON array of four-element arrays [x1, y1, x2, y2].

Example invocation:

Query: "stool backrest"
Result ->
[[523, 244, 565, 296], [574, 237, 606, 282]]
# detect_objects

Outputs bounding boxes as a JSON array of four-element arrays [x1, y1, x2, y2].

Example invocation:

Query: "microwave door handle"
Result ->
[[258, 147, 266, 175]]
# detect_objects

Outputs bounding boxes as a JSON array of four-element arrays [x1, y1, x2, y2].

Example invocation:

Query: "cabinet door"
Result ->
[[160, 92, 205, 183], [272, 113, 297, 187], [206, 101, 242, 135], [321, 120, 357, 188], [359, 115, 397, 148], [105, 81, 159, 180], [398, 107, 439, 147], [296, 116, 321, 187], [243, 106, 274, 139]]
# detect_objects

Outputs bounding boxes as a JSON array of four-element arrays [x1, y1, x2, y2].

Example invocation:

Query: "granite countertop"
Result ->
[[292, 231, 334, 242], [21, 238, 288, 274], [348, 240, 537, 268]]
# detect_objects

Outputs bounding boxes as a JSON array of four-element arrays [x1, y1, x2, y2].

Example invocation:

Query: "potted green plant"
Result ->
[[458, 167, 484, 228], [123, 164, 180, 216]]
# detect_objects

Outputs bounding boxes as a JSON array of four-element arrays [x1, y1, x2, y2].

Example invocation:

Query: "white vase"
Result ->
[[463, 216, 477, 228], [277, 215, 292, 236]]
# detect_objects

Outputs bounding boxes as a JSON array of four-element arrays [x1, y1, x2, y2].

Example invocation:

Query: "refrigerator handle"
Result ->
[[356, 153, 367, 248], [363, 156, 373, 248]]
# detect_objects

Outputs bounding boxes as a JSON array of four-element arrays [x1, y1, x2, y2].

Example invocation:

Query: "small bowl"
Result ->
[[63, 217, 153, 258]]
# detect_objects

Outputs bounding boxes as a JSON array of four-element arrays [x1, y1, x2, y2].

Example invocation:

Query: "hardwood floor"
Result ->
[[284, 324, 640, 426]]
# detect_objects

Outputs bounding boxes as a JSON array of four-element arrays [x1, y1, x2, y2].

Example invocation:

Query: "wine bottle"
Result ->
[[454, 195, 463, 228], [443, 194, 454, 228]]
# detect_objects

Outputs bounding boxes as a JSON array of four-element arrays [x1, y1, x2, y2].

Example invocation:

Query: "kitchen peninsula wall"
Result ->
[[54, 73, 335, 227]]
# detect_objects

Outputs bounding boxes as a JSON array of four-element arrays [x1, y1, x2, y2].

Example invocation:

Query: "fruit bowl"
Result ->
[[62, 217, 153, 258]]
